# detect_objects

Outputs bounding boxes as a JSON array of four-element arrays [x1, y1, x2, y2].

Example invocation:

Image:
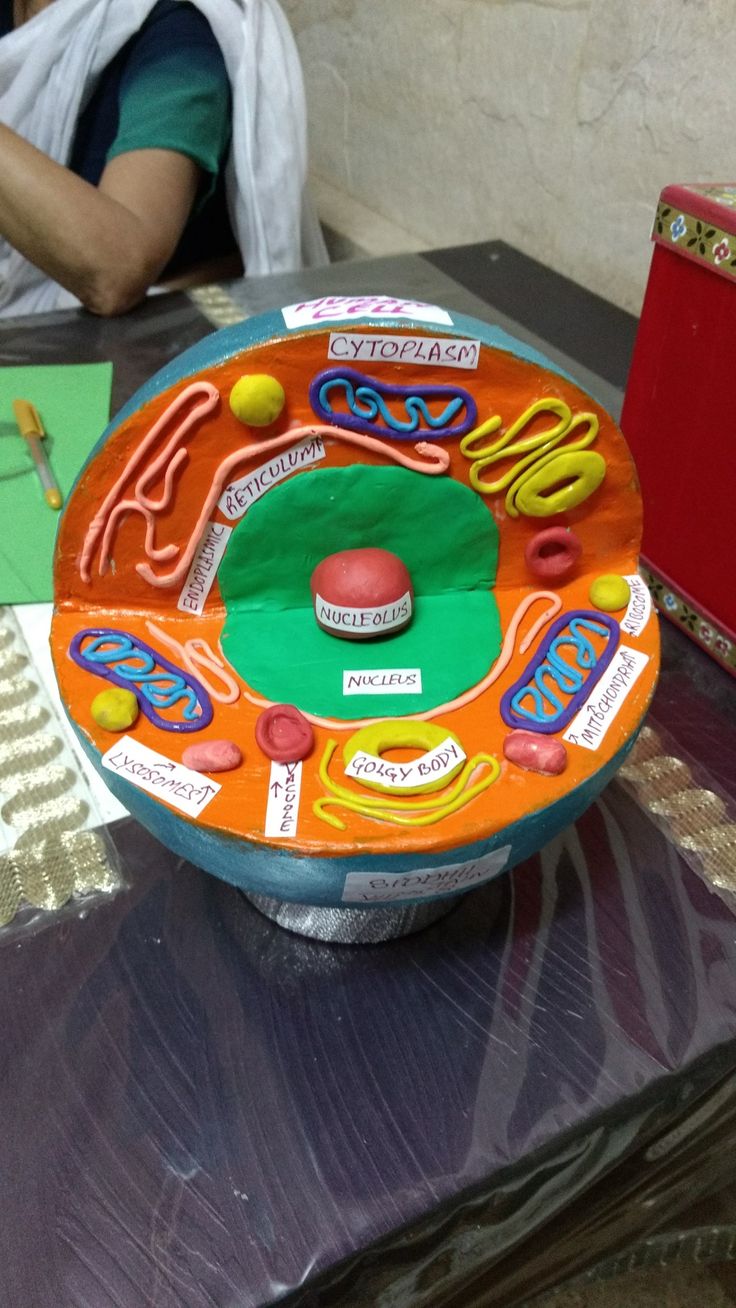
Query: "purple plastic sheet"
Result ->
[[2, 753, 736, 1307]]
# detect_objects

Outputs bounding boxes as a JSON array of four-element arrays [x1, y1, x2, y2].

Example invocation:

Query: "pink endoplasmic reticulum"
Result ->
[[78, 382, 451, 588]]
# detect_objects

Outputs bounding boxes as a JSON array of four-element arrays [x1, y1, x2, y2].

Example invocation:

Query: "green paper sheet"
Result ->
[[0, 362, 113, 603]]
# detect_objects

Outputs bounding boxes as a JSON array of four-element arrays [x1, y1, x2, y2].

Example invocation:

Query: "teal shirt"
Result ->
[[69, 1, 236, 275]]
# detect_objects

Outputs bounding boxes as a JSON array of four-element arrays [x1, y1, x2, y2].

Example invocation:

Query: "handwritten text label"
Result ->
[[317, 591, 411, 636], [218, 438, 325, 520], [264, 760, 303, 838], [101, 736, 221, 818], [342, 845, 512, 903], [345, 737, 466, 790], [282, 296, 453, 329], [342, 668, 422, 696], [177, 520, 232, 615], [621, 573, 653, 637], [327, 332, 479, 370], [563, 646, 650, 751]]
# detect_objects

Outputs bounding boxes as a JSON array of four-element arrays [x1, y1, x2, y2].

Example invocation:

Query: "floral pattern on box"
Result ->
[[642, 565, 736, 676], [654, 202, 736, 277]]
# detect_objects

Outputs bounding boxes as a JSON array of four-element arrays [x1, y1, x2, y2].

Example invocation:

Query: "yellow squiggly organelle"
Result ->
[[314, 739, 500, 830], [460, 398, 606, 517]]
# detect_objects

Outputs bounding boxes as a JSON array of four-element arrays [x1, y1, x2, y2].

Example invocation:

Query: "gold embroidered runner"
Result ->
[[0, 608, 121, 930]]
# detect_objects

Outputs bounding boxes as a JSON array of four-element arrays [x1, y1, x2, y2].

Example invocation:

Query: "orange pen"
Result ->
[[12, 398, 62, 510]]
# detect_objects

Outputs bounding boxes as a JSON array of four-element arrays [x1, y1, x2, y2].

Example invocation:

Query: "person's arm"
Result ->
[[0, 123, 201, 315]]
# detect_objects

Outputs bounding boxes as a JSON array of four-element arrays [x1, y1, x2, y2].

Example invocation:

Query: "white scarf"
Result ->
[[0, 0, 327, 317]]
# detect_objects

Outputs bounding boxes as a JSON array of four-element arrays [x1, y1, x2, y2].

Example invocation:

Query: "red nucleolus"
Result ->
[[255, 704, 315, 762], [310, 547, 413, 641]]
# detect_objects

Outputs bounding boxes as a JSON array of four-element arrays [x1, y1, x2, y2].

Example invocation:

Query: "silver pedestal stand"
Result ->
[[244, 893, 460, 944]]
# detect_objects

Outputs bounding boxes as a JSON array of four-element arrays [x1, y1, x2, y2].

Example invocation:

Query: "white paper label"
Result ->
[[176, 520, 232, 615], [342, 845, 512, 903], [282, 296, 453, 329], [218, 437, 325, 520], [342, 668, 422, 695], [264, 760, 302, 838], [563, 646, 650, 751], [620, 573, 653, 637], [344, 736, 466, 790], [327, 332, 479, 370], [316, 591, 411, 636], [101, 735, 221, 817]]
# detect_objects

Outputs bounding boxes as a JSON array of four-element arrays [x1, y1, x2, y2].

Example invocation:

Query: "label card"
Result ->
[[563, 646, 650, 751], [264, 760, 302, 838], [282, 296, 453, 329], [316, 591, 411, 637], [621, 573, 653, 637], [327, 332, 480, 370], [101, 736, 221, 818], [218, 437, 325, 520], [177, 520, 232, 615], [342, 668, 422, 696], [344, 736, 466, 790], [342, 845, 512, 903]]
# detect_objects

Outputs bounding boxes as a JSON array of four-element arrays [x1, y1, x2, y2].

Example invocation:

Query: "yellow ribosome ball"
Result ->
[[589, 573, 631, 612], [91, 687, 139, 732], [229, 373, 286, 427]]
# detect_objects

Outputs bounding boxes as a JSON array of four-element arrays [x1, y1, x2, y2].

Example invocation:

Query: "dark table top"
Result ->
[[2, 243, 736, 1308]]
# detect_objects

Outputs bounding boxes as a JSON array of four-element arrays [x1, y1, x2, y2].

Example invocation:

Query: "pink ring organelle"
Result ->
[[255, 704, 315, 762], [524, 526, 582, 581]]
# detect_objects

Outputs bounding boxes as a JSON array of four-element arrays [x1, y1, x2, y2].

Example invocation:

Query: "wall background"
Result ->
[[283, 0, 735, 313]]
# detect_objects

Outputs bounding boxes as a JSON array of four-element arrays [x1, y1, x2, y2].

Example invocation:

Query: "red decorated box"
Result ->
[[621, 182, 736, 676]]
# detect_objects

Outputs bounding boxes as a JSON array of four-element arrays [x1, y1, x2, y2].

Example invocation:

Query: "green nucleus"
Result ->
[[220, 465, 501, 719]]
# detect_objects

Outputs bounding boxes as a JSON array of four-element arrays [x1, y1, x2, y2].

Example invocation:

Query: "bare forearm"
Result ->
[[0, 125, 191, 314]]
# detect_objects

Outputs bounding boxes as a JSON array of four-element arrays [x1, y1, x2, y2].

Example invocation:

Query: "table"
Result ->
[[2, 244, 735, 1308]]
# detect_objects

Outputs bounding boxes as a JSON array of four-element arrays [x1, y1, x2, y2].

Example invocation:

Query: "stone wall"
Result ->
[[284, 0, 735, 313]]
